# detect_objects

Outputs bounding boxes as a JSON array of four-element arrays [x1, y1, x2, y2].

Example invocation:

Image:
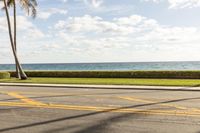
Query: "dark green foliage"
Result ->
[[8, 71, 200, 79], [0, 72, 10, 79]]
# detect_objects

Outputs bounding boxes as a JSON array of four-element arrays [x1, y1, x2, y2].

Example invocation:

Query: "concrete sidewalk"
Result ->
[[0, 82, 200, 91]]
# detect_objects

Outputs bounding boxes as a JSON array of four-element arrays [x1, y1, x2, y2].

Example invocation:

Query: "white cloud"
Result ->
[[53, 14, 200, 56], [1, 8, 200, 63], [16, 16, 45, 39], [143, 0, 200, 9], [55, 15, 133, 35], [0, 16, 33, 31], [0, 15, 44, 63], [83, 0, 104, 8], [168, 0, 200, 8], [38, 8, 67, 20]]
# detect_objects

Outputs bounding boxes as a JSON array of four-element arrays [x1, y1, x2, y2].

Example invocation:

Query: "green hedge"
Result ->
[[0, 72, 10, 79], [8, 71, 200, 79]]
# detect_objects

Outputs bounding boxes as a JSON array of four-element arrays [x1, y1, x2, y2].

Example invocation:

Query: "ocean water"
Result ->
[[1, 62, 200, 71]]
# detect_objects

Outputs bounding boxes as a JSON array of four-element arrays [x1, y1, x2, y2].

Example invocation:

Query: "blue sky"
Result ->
[[1, 0, 200, 63]]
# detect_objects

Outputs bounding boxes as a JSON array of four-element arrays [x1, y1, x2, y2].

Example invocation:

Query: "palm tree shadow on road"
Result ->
[[0, 95, 198, 133]]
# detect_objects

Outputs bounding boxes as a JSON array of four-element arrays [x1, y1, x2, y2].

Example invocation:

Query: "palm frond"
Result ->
[[19, 0, 37, 18], [0, 0, 38, 18]]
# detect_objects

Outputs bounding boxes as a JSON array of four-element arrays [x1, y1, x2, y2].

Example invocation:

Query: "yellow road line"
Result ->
[[118, 96, 200, 114], [0, 101, 199, 117], [7, 92, 46, 106], [118, 96, 188, 110], [0, 91, 109, 97], [2, 91, 84, 96], [3, 92, 200, 117]]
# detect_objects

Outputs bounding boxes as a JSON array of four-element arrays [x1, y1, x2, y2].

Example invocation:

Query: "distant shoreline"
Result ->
[[1, 62, 200, 71], [1, 60, 200, 65]]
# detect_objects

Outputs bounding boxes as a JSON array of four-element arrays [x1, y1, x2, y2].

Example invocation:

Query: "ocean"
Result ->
[[1, 61, 200, 71]]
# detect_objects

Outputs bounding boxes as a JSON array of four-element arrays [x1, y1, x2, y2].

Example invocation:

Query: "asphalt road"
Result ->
[[0, 86, 200, 133]]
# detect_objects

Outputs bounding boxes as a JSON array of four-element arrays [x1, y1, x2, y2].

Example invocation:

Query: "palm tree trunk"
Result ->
[[13, 0, 20, 78], [3, 0, 27, 80]]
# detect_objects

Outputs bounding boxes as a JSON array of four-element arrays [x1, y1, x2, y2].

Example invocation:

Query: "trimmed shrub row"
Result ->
[[8, 71, 200, 79], [0, 72, 10, 79]]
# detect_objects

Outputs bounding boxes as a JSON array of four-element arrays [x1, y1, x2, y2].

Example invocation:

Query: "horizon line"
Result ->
[[1, 61, 200, 65]]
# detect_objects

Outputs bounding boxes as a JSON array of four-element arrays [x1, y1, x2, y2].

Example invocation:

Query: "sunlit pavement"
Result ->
[[0, 86, 200, 133]]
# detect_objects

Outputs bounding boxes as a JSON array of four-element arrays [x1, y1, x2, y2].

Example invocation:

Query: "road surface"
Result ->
[[0, 85, 200, 133]]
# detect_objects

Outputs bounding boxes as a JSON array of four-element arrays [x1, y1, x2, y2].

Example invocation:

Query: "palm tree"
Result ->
[[14, 0, 37, 79], [1, 0, 19, 77], [6, 0, 20, 78], [2, 0, 37, 79], [13, 0, 19, 78], [2, 0, 27, 79]]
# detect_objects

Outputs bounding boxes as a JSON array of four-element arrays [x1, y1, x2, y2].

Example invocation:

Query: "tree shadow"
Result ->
[[2, 83, 200, 102], [43, 124, 82, 133], [1, 84, 200, 103], [0, 95, 198, 132], [45, 113, 141, 133], [73, 113, 141, 133], [0, 107, 28, 113]]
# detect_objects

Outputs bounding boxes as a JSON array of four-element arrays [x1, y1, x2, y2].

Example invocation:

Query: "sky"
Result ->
[[1, 0, 200, 63]]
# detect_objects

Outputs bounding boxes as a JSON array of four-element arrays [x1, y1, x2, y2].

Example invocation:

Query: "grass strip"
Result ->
[[1, 78, 200, 86]]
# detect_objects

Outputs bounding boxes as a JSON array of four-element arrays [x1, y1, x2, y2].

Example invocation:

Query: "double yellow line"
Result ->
[[1, 92, 200, 117]]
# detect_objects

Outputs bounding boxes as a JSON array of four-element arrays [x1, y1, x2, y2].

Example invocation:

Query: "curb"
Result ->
[[0, 83, 200, 91]]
